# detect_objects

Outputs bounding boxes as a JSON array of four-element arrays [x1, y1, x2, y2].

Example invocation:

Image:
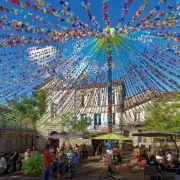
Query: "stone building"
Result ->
[[35, 78, 160, 149]]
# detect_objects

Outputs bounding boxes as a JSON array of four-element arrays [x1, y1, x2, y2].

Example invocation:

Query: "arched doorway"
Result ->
[[49, 131, 59, 148]]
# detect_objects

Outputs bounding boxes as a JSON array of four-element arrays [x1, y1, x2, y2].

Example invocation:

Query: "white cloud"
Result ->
[[27, 46, 58, 66], [27, 46, 58, 79]]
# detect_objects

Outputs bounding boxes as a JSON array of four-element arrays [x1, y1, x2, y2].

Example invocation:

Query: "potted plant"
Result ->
[[22, 155, 43, 176]]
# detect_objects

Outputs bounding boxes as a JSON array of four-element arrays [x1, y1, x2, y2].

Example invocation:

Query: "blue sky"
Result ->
[[0, 0, 179, 105]]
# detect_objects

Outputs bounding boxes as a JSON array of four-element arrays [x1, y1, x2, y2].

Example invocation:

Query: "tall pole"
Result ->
[[107, 39, 112, 133], [120, 80, 126, 134]]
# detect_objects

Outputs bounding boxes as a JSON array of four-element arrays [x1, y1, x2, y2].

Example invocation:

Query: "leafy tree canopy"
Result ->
[[145, 92, 180, 133], [9, 90, 47, 126], [57, 113, 92, 134], [8, 90, 47, 152]]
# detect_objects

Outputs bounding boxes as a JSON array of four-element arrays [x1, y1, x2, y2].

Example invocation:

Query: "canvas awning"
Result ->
[[132, 130, 180, 137], [92, 133, 132, 141]]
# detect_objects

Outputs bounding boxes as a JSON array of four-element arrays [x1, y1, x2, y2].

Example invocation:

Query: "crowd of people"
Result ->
[[0, 150, 23, 174], [134, 146, 180, 179], [44, 143, 89, 180]]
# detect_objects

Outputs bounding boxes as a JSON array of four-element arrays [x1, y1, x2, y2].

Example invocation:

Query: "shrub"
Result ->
[[22, 155, 43, 176]]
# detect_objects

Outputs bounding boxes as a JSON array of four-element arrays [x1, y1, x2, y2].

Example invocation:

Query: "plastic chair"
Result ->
[[144, 165, 159, 180]]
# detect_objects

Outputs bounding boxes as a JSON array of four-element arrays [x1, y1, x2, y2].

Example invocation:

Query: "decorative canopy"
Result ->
[[0, 0, 179, 126]]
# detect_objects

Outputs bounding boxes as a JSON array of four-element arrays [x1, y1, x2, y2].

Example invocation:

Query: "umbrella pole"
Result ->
[[171, 136, 179, 158], [107, 38, 112, 133]]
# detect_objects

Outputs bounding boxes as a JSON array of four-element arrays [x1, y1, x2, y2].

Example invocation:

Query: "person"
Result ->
[[10, 150, 22, 172], [155, 151, 164, 164], [146, 155, 165, 180], [172, 156, 180, 169], [114, 151, 122, 165], [71, 152, 80, 177], [67, 149, 74, 159], [134, 146, 141, 158], [140, 150, 149, 162], [81, 144, 88, 163], [92, 141, 97, 156], [57, 149, 69, 177], [74, 144, 79, 153], [107, 141, 113, 155], [24, 149, 31, 160], [51, 158, 58, 178], [58, 150, 68, 164], [120, 142, 125, 157], [165, 149, 172, 165], [56, 148, 63, 157], [50, 148, 57, 178], [44, 144, 52, 180], [98, 143, 103, 155], [0, 153, 11, 174]]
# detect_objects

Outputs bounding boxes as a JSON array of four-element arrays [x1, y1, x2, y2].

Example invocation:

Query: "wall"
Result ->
[[0, 133, 33, 153]]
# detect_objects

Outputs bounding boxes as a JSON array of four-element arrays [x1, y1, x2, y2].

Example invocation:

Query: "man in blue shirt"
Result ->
[[71, 152, 80, 177], [107, 141, 113, 155]]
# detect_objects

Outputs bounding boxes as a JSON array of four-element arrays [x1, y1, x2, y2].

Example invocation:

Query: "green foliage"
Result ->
[[58, 113, 92, 133], [9, 90, 47, 127], [145, 93, 180, 132], [22, 155, 43, 176], [9, 90, 47, 151]]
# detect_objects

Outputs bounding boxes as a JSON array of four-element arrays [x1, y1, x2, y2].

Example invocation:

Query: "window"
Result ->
[[80, 114, 87, 119], [137, 130, 146, 143], [135, 112, 141, 121], [112, 113, 116, 125], [94, 114, 101, 126], [51, 103, 58, 117], [124, 130, 129, 137], [81, 95, 85, 107], [97, 93, 101, 106], [112, 91, 115, 105]]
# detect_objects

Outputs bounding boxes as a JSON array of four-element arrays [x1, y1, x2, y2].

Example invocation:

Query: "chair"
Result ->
[[144, 165, 159, 180]]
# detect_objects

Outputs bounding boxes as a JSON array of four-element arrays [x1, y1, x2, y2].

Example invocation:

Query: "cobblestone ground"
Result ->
[[0, 156, 176, 180]]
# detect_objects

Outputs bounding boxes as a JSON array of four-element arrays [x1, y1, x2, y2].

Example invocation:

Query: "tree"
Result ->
[[9, 90, 47, 155], [57, 113, 92, 134], [145, 93, 180, 132]]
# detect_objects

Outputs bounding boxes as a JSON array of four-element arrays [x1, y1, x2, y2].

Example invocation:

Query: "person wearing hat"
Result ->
[[44, 144, 52, 180]]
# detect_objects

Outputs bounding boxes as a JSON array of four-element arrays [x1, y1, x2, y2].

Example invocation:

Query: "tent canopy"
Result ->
[[48, 131, 73, 139], [48, 131, 89, 139], [132, 130, 180, 137], [92, 133, 132, 141]]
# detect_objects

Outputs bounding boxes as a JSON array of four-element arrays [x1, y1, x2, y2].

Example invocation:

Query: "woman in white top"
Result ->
[[74, 144, 79, 152], [165, 149, 172, 165], [0, 154, 11, 174], [155, 151, 164, 163]]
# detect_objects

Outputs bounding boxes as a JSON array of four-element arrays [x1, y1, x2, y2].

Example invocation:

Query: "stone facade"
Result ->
[[35, 78, 159, 150]]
